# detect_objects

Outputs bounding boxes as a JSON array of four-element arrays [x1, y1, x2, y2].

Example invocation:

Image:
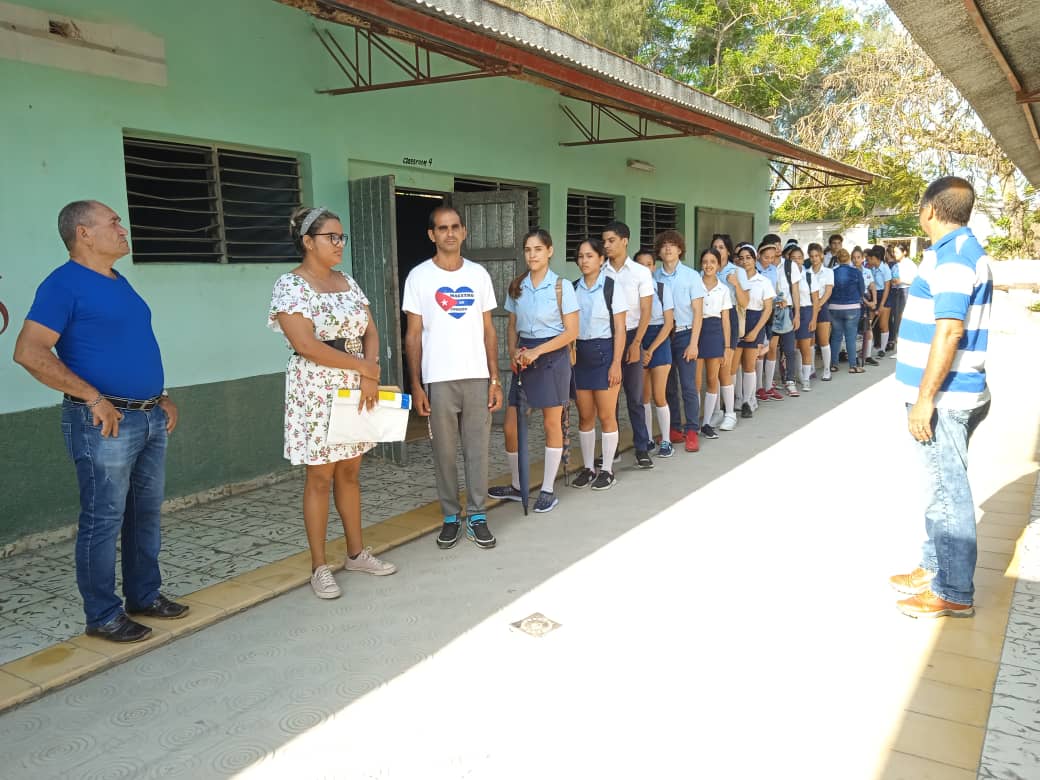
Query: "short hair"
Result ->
[[868, 245, 886, 261], [633, 246, 656, 262], [828, 234, 843, 244], [428, 204, 464, 231], [920, 176, 975, 225], [757, 240, 776, 253], [289, 206, 340, 254], [761, 233, 782, 247], [602, 220, 630, 240], [807, 242, 823, 255], [835, 248, 851, 264], [653, 229, 685, 258], [58, 200, 101, 250]]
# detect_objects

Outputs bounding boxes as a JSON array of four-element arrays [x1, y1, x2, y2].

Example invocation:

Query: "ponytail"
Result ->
[[510, 228, 554, 301]]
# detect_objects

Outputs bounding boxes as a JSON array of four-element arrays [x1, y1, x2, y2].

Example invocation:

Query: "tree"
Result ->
[[500, 0, 655, 59]]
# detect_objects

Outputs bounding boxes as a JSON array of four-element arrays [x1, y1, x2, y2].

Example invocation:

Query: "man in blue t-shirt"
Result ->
[[13, 200, 188, 643], [889, 178, 992, 619]]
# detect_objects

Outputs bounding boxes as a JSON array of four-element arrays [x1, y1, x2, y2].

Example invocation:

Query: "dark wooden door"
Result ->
[[348, 175, 405, 465], [450, 189, 528, 422]]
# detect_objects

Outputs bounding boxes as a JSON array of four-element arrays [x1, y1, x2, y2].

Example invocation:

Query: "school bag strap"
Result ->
[[572, 275, 617, 337], [556, 278, 577, 365]]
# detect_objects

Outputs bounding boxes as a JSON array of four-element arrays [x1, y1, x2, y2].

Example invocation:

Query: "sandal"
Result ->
[[849, 366, 865, 374], [830, 364, 839, 372]]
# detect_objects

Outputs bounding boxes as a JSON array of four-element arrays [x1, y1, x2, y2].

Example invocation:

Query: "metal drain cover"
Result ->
[[511, 613, 561, 638]]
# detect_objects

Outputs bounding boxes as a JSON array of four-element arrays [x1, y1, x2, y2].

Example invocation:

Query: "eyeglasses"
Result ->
[[313, 233, 348, 246]]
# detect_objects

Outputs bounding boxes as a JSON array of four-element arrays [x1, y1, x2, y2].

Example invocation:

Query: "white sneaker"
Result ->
[[310, 565, 341, 599], [785, 380, 800, 397], [344, 547, 397, 576], [801, 380, 812, 392], [709, 409, 725, 428], [719, 414, 737, 432]]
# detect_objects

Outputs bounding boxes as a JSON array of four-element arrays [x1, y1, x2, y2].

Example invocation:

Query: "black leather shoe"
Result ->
[[86, 613, 152, 643], [128, 594, 190, 619]]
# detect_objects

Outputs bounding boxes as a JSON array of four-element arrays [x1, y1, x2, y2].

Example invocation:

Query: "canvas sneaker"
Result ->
[[719, 414, 737, 431], [436, 519, 462, 549], [466, 516, 496, 549], [310, 565, 341, 599], [800, 379, 812, 393], [755, 388, 770, 402], [488, 484, 522, 502], [766, 387, 784, 401], [533, 491, 559, 513], [571, 468, 596, 488], [344, 547, 397, 576], [591, 471, 616, 491]]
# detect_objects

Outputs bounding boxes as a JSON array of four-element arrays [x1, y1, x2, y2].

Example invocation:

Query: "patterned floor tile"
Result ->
[[0, 619, 54, 665], [4, 598, 84, 642], [979, 729, 1040, 779], [0, 586, 56, 614], [244, 541, 308, 564]]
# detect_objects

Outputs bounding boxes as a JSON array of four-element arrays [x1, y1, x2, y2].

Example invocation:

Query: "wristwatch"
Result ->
[[490, 377, 500, 386]]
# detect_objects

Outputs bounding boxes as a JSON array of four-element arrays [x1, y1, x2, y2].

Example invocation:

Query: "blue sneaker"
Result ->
[[488, 485, 522, 502], [658, 441, 675, 458], [533, 491, 559, 513]]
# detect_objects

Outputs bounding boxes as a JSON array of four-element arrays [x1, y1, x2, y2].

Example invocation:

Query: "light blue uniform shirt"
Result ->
[[760, 264, 779, 297], [872, 262, 892, 291], [575, 270, 629, 340], [504, 268, 579, 338], [648, 280, 674, 327], [654, 263, 706, 330], [719, 262, 749, 299]]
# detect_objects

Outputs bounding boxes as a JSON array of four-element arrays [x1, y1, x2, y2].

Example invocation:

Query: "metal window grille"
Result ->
[[123, 136, 301, 263], [453, 177, 541, 231], [566, 192, 616, 260], [640, 200, 680, 251]]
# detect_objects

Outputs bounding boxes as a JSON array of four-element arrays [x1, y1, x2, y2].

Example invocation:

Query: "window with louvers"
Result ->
[[566, 193, 616, 261], [640, 200, 680, 252], [453, 177, 541, 232], [123, 136, 301, 263]]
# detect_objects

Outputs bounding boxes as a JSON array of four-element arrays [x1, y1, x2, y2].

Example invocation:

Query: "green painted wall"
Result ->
[[0, 0, 770, 541]]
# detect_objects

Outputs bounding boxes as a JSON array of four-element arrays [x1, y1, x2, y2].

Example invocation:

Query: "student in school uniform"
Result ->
[[755, 235, 783, 400], [634, 249, 676, 457], [851, 246, 878, 367], [714, 234, 746, 432], [734, 242, 775, 419], [569, 238, 628, 491], [489, 229, 578, 514], [788, 244, 816, 392], [887, 243, 916, 356], [806, 242, 835, 381], [655, 230, 706, 453], [868, 245, 893, 358], [762, 241, 800, 400], [696, 247, 732, 440]]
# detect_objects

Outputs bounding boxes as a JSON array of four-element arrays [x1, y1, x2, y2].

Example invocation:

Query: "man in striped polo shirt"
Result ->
[[889, 177, 992, 618]]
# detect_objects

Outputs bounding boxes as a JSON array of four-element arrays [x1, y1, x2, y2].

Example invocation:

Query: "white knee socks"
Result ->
[[721, 384, 735, 415], [542, 447, 563, 493], [601, 430, 619, 474], [821, 345, 832, 370], [579, 429, 596, 470], [655, 405, 670, 442], [643, 402, 653, 443], [801, 363, 812, 384], [735, 370, 744, 404], [508, 450, 520, 490], [742, 372, 756, 407], [755, 358, 764, 390], [880, 332, 889, 354], [764, 359, 777, 390], [702, 393, 718, 427]]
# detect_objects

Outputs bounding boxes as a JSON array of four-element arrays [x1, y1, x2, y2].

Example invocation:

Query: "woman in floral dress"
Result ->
[[268, 206, 396, 599]]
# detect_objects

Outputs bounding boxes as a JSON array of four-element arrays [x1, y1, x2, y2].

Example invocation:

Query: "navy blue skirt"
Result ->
[[817, 302, 831, 324], [508, 336, 572, 409], [641, 324, 673, 369], [574, 337, 614, 391], [796, 305, 814, 339], [728, 308, 740, 346], [738, 309, 765, 348], [698, 317, 725, 358]]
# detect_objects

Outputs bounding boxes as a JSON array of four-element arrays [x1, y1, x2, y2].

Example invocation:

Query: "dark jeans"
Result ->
[[890, 287, 907, 344], [621, 329, 650, 449], [665, 330, 699, 432], [829, 309, 860, 369], [62, 400, 167, 628], [912, 401, 991, 604]]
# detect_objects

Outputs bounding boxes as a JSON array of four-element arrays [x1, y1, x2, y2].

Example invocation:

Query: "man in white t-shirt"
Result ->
[[403, 205, 504, 551]]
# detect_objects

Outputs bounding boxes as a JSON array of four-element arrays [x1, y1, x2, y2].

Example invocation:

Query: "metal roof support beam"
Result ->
[[769, 158, 870, 192], [313, 24, 518, 96], [962, 0, 1040, 154], [558, 100, 705, 147]]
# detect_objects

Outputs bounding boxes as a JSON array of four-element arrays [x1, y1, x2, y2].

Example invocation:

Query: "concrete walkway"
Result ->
[[0, 292, 1037, 779]]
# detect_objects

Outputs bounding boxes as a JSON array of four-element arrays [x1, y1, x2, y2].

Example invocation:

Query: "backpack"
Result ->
[[573, 275, 616, 336]]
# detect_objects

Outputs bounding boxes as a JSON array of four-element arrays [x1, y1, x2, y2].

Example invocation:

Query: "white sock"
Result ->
[[579, 429, 596, 470], [702, 393, 718, 426], [764, 359, 776, 390], [643, 403, 653, 442], [655, 405, 670, 442], [601, 430, 619, 474], [821, 345, 832, 371], [801, 364, 812, 383], [508, 450, 520, 490], [880, 332, 889, 353], [721, 384, 735, 415], [735, 370, 744, 403], [742, 372, 756, 407], [794, 352, 803, 379], [542, 447, 563, 493], [755, 358, 764, 390]]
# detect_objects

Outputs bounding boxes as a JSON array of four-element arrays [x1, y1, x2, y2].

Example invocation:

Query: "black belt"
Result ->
[[293, 338, 351, 356], [64, 393, 162, 411]]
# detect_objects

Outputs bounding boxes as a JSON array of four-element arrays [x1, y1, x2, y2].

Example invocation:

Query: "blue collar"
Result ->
[[931, 226, 971, 253], [522, 269, 557, 292]]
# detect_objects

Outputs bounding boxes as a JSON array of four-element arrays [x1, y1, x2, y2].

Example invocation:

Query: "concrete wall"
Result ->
[[0, 0, 772, 543]]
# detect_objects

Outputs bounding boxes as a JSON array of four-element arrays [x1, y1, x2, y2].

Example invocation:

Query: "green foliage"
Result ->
[[501, 0, 655, 58]]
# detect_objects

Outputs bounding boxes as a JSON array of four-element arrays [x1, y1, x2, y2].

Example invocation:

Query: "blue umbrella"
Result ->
[[515, 364, 531, 515]]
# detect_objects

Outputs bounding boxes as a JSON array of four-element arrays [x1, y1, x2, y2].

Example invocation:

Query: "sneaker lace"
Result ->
[[313, 566, 336, 589]]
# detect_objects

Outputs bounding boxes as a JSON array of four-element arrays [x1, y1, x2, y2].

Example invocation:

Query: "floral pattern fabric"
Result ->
[[268, 272, 375, 465]]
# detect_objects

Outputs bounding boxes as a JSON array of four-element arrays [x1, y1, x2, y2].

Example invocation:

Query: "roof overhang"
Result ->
[[887, 0, 1040, 189], [276, 0, 874, 187]]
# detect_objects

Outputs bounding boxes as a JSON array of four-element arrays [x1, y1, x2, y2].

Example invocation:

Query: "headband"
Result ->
[[298, 207, 327, 237]]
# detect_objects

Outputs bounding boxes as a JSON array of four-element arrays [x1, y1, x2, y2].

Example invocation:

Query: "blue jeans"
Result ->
[[621, 329, 650, 449], [665, 330, 699, 432], [61, 400, 167, 628], [911, 401, 991, 605], [829, 309, 859, 366]]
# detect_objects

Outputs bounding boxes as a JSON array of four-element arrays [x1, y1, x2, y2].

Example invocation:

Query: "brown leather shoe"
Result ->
[[889, 567, 934, 595], [897, 589, 974, 619]]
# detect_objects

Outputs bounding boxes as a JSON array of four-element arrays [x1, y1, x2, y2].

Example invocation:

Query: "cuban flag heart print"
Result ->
[[435, 287, 475, 319]]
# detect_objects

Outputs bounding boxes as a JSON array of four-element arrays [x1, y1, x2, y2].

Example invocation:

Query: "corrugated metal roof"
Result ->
[[887, 0, 1040, 188], [403, 0, 772, 135]]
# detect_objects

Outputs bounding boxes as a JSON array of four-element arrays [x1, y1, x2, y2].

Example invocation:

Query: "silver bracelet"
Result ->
[[86, 394, 104, 409]]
